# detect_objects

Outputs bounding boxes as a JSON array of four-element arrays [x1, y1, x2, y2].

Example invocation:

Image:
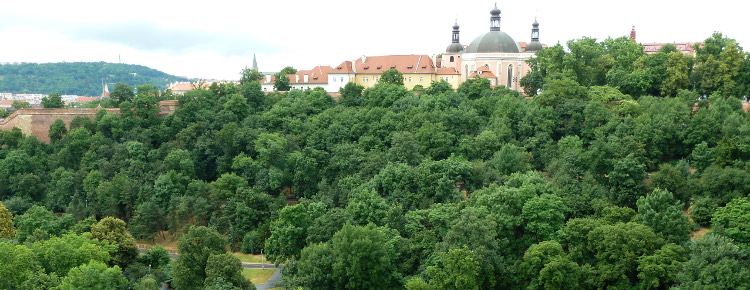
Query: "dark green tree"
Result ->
[[331, 224, 400, 289], [380, 69, 405, 86], [204, 253, 254, 289], [425, 80, 454, 95], [338, 82, 365, 106], [635, 188, 691, 244], [678, 234, 750, 288], [172, 226, 228, 290], [41, 92, 65, 108], [111, 83, 135, 104], [239, 67, 264, 85], [48, 118, 68, 143]]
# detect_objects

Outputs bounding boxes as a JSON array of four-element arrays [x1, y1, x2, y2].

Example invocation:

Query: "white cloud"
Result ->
[[0, 0, 747, 80]]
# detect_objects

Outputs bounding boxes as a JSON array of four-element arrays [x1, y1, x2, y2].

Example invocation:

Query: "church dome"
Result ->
[[525, 41, 543, 52], [446, 43, 464, 53], [465, 31, 521, 53]]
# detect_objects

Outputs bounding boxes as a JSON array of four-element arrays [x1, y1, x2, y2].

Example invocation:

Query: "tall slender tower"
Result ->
[[490, 3, 501, 31], [446, 20, 465, 53], [251, 53, 258, 71], [525, 18, 543, 52], [630, 26, 636, 41]]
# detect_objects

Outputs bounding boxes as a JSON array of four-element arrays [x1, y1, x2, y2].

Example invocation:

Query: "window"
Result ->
[[419, 77, 424, 82], [408, 77, 412, 82], [507, 64, 513, 87], [332, 77, 336, 83], [363, 77, 368, 82], [375, 77, 379, 82], [450, 56, 455, 62], [340, 77, 344, 82]]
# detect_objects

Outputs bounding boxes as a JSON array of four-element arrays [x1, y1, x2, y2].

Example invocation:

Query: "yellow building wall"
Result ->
[[402, 73, 435, 90], [434, 74, 461, 90], [353, 73, 438, 90]]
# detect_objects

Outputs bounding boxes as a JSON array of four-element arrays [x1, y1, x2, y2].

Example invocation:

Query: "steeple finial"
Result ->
[[490, 4, 501, 31]]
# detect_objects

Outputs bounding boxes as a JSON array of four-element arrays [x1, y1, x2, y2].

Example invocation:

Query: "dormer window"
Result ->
[[377, 66, 382, 69]]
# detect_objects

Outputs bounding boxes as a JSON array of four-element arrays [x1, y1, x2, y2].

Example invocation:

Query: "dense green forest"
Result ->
[[0, 62, 189, 96], [2, 32, 750, 289]]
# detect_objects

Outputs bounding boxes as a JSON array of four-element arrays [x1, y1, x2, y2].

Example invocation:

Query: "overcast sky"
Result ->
[[0, 0, 745, 80]]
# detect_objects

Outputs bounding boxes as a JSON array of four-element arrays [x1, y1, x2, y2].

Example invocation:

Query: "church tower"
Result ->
[[446, 20, 464, 53], [630, 26, 636, 41], [525, 19, 543, 52], [490, 3, 501, 31]]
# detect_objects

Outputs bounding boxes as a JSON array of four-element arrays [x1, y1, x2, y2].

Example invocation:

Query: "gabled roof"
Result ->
[[331, 61, 355, 74], [437, 67, 460, 75], [352, 55, 436, 74], [261, 65, 334, 85], [468, 66, 496, 78], [167, 82, 206, 92]]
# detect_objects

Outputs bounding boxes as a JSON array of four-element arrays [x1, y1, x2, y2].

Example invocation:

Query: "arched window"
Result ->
[[450, 56, 455, 62], [507, 64, 513, 87]]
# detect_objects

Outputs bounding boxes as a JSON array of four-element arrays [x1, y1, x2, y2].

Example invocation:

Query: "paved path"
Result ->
[[137, 248, 280, 269], [255, 266, 283, 290]]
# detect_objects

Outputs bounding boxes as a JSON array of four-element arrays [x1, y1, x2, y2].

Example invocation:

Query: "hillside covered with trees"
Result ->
[[0, 62, 189, 96], [1, 32, 750, 289]]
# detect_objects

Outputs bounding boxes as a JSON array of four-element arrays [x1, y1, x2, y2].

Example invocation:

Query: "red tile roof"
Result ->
[[468, 66, 496, 79], [75, 97, 100, 103], [352, 55, 435, 74], [437, 67, 460, 75], [261, 66, 334, 85], [332, 61, 355, 74]]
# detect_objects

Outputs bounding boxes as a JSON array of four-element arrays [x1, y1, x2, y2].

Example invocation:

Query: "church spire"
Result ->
[[452, 20, 460, 43], [525, 18, 543, 52], [251, 53, 258, 70], [446, 20, 465, 53], [490, 3, 501, 31]]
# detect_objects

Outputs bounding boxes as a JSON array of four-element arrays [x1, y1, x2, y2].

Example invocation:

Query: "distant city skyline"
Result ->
[[1, 0, 746, 80]]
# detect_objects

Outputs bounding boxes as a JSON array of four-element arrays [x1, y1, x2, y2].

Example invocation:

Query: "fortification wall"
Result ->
[[0, 101, 178, 143]]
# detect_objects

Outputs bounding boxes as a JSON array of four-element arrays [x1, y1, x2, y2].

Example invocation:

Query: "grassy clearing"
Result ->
[[242, 268, 276, 285], [233, 252, 265, 263], [691, 227, 711, 240]]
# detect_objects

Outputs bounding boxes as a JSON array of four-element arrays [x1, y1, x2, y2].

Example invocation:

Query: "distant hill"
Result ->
[[0, 62, 189, 96]]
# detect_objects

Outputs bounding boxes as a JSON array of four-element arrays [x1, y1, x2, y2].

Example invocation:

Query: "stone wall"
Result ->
[[0, 101, 178, 143]]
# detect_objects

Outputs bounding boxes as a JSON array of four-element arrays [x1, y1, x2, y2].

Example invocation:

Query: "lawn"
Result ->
[[233, 252, 265, 263], [242, 268, 276, 285]]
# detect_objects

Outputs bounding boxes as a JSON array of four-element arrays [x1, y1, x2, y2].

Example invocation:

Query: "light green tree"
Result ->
[[0, 201, 16, 239], [712, 197, 750, 246], [426, 247, 481, 290], [57, 261, 128, 290], [380, 69, 404, 86], [0, 242, 40, 289]]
